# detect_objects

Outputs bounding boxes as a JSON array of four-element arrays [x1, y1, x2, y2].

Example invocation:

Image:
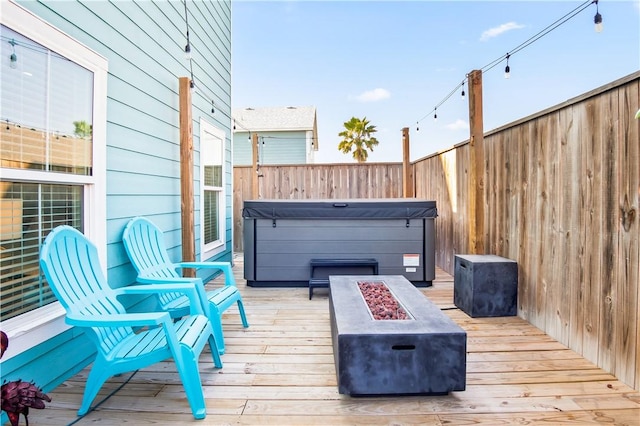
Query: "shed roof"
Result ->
[[233, 106, 316, 132]]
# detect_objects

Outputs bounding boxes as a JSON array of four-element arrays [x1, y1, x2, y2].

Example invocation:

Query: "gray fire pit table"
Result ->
[[329, 275, 467, 395]]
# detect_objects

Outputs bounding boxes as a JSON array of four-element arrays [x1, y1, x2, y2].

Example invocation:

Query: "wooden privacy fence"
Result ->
[[415, 72, 639, 392], [232, 162, 404, 250], [232, 72, 639, 391]]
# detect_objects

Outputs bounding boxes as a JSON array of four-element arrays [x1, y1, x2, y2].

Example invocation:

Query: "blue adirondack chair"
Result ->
[[39, 226, 222, 420], [122, 217, 249, 355]]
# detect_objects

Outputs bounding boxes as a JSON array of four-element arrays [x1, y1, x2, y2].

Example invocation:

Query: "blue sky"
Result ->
[[232, 1, 640, 163]]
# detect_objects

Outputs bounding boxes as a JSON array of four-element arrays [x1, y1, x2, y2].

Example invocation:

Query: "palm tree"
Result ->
[[338, 116, 379, 163], [73, 120, 92, 138]]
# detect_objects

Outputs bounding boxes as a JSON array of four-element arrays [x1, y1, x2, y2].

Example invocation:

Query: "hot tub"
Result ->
[[242, 199, 437, 287]]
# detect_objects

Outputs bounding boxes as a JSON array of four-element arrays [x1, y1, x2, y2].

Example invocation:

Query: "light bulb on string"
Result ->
[[183, 0, 192, 62], [9, 39, 17, 69], [461, 82, 465, 99], [211, 100, 215, 114], [433, 108, 438, 122], [593, 0, 603, 33], [504, 54, 511, 79], [416, 121, 419, 132]]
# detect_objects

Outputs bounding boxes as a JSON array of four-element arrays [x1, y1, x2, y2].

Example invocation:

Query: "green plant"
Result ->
[[73, 120, 92, 138], [338, 116, 379, 163]]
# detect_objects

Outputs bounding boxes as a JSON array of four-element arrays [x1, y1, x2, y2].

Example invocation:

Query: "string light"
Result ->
[[433, 108, 437, 122], [593, 0, 603, 33], [183, 0, 192, 60], [230, 111, 253, 133], [211, 100, 215, 114], [481, 0, 595, 75], [416, 121, 419, 132], [504, 54, 511, 79], [2, 118, 78, 139], [415, 77, 468, 128], [260, 135, 319, 142], [183, 0, 195, 88], [460, 82, 465, 99], [8, 39, 17, 69], [413, 0, 596, 128]]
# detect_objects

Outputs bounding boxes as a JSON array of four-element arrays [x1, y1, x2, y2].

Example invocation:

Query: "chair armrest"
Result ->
[[66, 311, 171, 328], [175, 262, 236, 286], [177, 261, 230, 270], [136, 276, 201, 286], [116, 283, 205, 316]]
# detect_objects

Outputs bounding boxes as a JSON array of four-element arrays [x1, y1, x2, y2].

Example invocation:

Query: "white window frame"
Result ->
[[199, 119, 226, 259], [0, 1, 108, 361]]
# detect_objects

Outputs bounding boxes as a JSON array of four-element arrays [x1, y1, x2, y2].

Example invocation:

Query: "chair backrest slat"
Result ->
[[40, 226, 134, 354], [123, 218, 184, 307]]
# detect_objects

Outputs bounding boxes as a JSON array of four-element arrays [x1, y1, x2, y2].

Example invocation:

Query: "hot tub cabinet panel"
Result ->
[[243, 199, 437, 287]]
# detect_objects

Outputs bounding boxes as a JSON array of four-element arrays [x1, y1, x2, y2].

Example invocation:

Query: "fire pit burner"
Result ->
[[357, 280, 410, 320]]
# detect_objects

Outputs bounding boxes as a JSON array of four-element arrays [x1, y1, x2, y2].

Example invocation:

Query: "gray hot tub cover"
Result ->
[[242, 199, 437, 220]]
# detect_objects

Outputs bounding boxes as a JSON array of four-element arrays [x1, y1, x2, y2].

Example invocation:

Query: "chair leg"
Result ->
[[208, 304, 226, 355], [208, 335, 223, 368], [78, 358, 111, 416], [176, 346, 207, 420], [237, 299, 249, 328]]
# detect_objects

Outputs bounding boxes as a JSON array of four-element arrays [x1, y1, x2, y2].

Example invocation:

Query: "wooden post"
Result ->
[[402, 127, 414, 198], [252, 132, 259, 199], [467, 69, 485, 254], [179, 77, 195, 276]]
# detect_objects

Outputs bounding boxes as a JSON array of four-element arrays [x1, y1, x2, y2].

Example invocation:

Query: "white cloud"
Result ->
[[352, 88, 391, 102], [445, 119, 469, 131], [480, 22, 525, 41]]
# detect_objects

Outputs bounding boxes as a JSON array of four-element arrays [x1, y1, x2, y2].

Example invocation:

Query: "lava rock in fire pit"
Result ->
[[358, 281, 409, 320]]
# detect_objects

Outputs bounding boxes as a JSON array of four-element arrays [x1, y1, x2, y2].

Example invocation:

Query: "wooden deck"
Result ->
[[31, 257, 640, 425]]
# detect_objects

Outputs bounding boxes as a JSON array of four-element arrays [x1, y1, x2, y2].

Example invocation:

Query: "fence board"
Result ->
[[582, 96, 604, 365], [557, 105, 577, 346], [615, 80, 639, 389], [599, 89, 619, 376], [568, 103, 586, 356]]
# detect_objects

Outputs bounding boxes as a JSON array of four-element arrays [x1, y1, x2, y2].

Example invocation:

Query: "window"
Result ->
[[0, 2, 107, 355], [1, 183, 83, 320], [200, 120, 226, 258]]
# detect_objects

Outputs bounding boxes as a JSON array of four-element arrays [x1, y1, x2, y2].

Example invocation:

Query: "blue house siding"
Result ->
[[232, 106, 317, 165], [261, 131, 308, 164], [0, 329, 93, 394], [14, 0, 233, 252], [1, 1, 233, 416], [234, 130, 308, 165], [233, 132, 253, 165]]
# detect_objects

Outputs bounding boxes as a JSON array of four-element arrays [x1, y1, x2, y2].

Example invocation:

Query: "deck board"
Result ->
[[28, 256, 639, 425]]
